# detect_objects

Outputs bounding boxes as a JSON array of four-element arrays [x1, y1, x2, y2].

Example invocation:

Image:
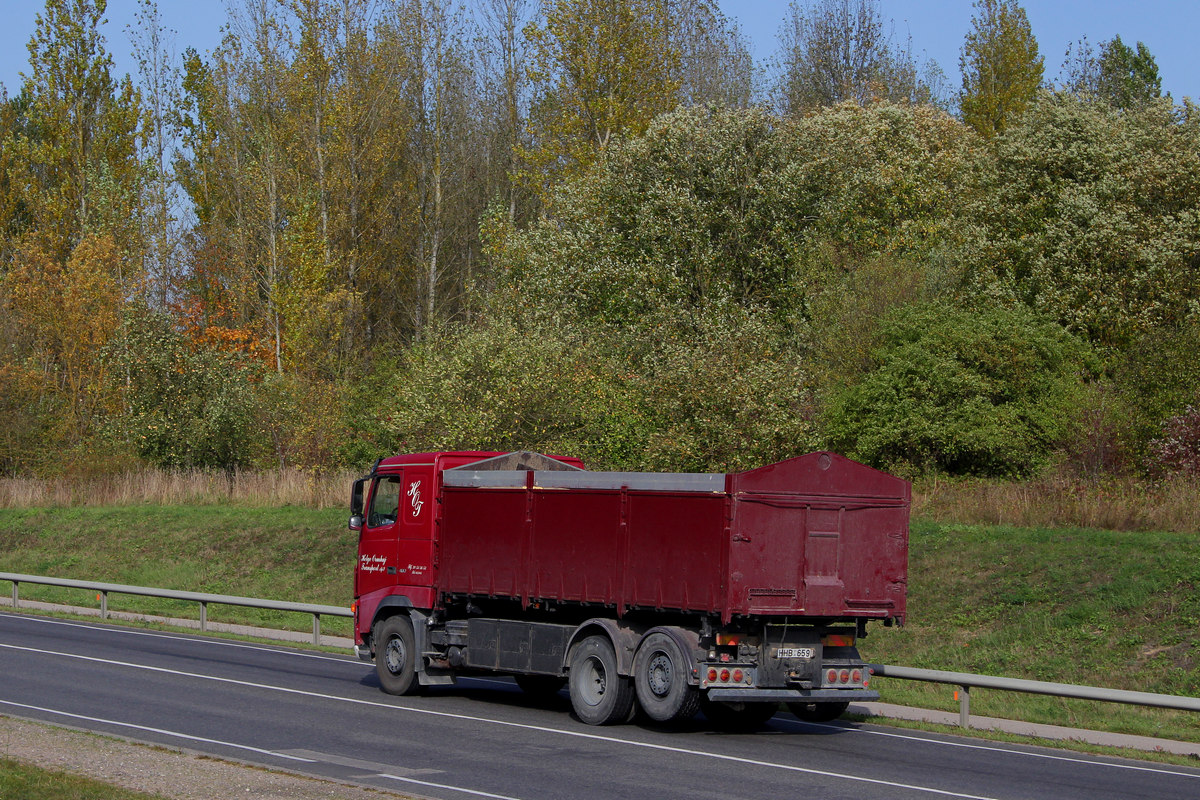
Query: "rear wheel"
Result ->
[[633, 632, 699, 723], [699, 696, 778, 730], [568, 635, 635, 725], [788, 700, 850, 722], [375, 616, 419, 696]]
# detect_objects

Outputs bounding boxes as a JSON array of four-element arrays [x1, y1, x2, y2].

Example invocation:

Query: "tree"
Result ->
[[959, 93, 1200, 348], [670, 0, 755, 109], [389, 0, 480, 336], [4, 234, 124, 456], [1097, 36, 1162, 110], [774, 0, 944, 114], [129, 0, 182, 308], [959, 0, 1042, 137], [1060, 35, 1162, 110], [522, 0, 680, 198], [478, 0, 534, 223]]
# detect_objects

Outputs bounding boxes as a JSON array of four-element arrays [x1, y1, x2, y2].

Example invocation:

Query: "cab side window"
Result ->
[[367, 475, 401, 528]]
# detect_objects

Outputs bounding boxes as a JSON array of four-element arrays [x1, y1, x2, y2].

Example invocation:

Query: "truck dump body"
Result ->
[[438, 451, 908, 625]]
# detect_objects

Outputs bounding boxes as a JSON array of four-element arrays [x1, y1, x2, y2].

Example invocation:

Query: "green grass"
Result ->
[[861, 521, 1200, 743], [0, 758, 168, 800], [0, 505, 354, 636], [2, 508, 1199, 744]]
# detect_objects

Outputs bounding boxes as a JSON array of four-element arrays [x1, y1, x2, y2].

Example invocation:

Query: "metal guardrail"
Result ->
[[870, 663, 1200, 728], [0, 572, 351, 646], [3, 571, 1197, 730]]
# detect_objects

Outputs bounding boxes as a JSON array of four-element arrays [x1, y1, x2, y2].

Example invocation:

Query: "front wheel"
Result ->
[[788, 700, 850, 722], [375, 615, 419, 696], [633, 632, 699, 723], [568, 635, 635, 725]]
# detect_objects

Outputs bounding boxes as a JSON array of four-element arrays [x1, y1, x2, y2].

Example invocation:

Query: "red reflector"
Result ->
[[720, 669, 730, 682], [716, 633, 741, 646], [840, 669, 850, 684], [823, 634, 855, 647], [732, 669, 744, 682], [707, 668, 718, 682]]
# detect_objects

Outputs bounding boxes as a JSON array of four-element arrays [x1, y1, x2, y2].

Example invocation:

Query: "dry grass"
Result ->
[[915, 474, 1200, 533], [5, 465, 1199, 531], [0, 468, 358, 509]]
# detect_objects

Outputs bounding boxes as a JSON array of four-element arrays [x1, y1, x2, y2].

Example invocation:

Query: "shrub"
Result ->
[[822, 303, 1093, 476], [106, 309, 262, 470], [1146, 406, 1200, 477]]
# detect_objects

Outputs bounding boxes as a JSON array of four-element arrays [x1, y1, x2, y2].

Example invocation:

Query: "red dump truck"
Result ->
[[351, 450, 909, 727]]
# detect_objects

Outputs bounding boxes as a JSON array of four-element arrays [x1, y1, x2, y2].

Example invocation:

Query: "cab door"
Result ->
[[356, 472, 402, 600], [396, 465, 435, 590]]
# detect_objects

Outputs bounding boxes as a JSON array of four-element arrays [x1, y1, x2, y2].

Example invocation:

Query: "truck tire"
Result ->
[[788, 700, 850, 722], [699, 696, 778, 730], [375, 615, 419, 696], [514, 674, 566, 699], [633, 632, 699, 723], [568, 635, 635, 725]]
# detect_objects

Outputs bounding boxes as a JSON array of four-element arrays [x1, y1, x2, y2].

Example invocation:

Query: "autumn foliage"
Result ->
[[0, 0, 1198, 490]]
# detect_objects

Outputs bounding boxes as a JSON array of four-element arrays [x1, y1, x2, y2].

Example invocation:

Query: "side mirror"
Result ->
[[350, 477, 367, 518], [349, 514, 363, 531]]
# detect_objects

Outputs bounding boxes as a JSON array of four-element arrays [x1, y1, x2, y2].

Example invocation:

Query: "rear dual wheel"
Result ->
[[633, 632, 699, 723]]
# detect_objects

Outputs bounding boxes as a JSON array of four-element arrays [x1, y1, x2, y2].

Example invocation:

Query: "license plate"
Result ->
[[776, 647, 815, 659]]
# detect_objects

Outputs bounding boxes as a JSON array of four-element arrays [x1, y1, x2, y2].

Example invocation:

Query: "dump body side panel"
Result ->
[[438, 470, 728, 615]]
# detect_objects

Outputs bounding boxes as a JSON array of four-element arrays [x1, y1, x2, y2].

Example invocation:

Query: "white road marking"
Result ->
[[379, 773, 525, 800], [777, 715, 1200, 771], [0, 611, 355, 664], [0, 642, 1001, 799], [5, 634, 1198, 789], [0, 698, 317, 762]]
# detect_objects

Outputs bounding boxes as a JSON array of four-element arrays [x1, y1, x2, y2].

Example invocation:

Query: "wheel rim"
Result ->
[[647, 652, 673, 697], [579, 655, 607, 707], [384, 635, 407, 675]]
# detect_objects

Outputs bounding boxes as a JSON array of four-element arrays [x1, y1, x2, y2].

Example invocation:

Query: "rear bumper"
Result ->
[[705, 688, 879, 703]]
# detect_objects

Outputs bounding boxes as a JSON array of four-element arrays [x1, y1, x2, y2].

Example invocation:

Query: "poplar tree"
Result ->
[[522, 0, 680, 199], [20, 0, 142, 261], [958, 0, 1043, 137]]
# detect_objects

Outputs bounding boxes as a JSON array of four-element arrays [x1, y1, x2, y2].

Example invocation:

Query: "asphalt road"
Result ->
[[2, 612, 1198, 800]]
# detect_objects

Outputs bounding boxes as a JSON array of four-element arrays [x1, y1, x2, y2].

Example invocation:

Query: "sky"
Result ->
[[0, 1, 1196, 101]]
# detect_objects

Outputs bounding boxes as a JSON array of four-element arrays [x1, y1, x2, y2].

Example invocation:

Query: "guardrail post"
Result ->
[[313, 613, 321, 646], [959, 685, 971, 728], [10, 581, 16, 609], [200, 601, 208, 632], [100, 591, 108, 619]]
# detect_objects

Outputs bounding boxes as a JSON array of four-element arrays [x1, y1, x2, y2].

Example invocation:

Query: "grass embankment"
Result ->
[[864, 522, 1200, 743], [0, 758, 167, 800], [1, 506, 1198, 743], [0, 505, 354, 637]]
